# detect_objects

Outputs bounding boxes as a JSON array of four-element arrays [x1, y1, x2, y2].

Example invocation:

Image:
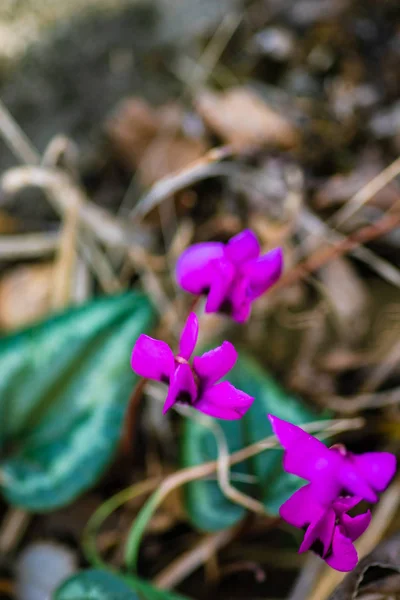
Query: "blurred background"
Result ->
[[0, 0, 400, 599]]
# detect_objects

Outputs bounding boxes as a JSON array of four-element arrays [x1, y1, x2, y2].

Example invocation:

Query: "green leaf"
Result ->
[[181, 417, 248, 531], [54, 569, 189, 600], [0, 292, 154, 511], [182, 352, 330, 531]]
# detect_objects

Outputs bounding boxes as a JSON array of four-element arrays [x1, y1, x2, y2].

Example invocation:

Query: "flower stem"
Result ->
[[83, 477, 160, 569], [124, 417, 364, 571]]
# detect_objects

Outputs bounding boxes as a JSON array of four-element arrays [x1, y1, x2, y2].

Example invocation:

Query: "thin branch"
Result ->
[[332, 155, 400, 227], [153, 526, 238, 589], [276, 211, 400, 290], [1, 166, 139, 248], [0, 100, 40, 165], [129, 146, 234, 221], [0, 232, 59, 259], [324, 387, 400, 414]]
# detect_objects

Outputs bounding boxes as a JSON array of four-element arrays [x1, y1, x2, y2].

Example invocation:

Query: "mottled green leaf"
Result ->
[[182, 352, 329, 531], [0, 292, 154, 511], [54, 569, 189, 600]]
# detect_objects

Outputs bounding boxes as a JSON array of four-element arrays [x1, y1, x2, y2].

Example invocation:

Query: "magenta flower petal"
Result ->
[[338, 464, 378, 503], [195, 381, 254, 420], [244, 247, 284, 299], [341, 511, 371, 542], [204, 259, 235, 313], [231, 300, 252, 323], [131, 335, 174, 381], [179, 312, 199, 360], [193, 341, 237, 385], [268, 415, 334, 483], [299, 508, 335, 557], [229, 276, 252, 323], [163, 363, 197, 414], [280, 484, 325, 528], [176, 242, 225, 294], [225, 229, 260, 264], [350, 452, 396, 493], [325, 527, 358, 572]]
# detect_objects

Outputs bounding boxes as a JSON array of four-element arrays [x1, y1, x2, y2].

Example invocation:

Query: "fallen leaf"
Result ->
[[0, 263, 54, 330], [107, 98, 208, 186], [195, 87, 298, 149], [106, 97, 159, 170]]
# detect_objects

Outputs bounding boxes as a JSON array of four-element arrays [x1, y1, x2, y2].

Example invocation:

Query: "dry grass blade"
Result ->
[[299, 209, 400, 288], [332, 156, 400, 227], [1, 166, 138, 248], [277, 211, 400, 290], [0, 233, 60, 259], [183, 12, 242, 91], [127, 247, 179, 337], [324, 387, 400, 414], [153, 526, 238, 589], [78, 232, 123, 294], [0, 100, 40, 165], [176, 406, 265, 514], [0, 508, 31, 555], [129, 146, 234, 221], [51, 183, 81, 309]]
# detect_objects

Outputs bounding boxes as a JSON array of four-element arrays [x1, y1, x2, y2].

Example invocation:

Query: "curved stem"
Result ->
[[83, 477, 160, 568], [124, 417, 364, 571]]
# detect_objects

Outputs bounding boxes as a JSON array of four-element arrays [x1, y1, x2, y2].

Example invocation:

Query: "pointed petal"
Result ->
[[231, 299, 252, 323], [300, 508, 335, 557], [341, 511, 371, 542], [204, 259, 235, 313], [176, 242, 225, 294], [195, 381, 254, 420], [162, 364, 197, 414], [243, 247, 283, 299], [280, 484, 325, 528], [338, 463, 378, 503], [325, 527, 358, 572], [225, 229, 260, 264], [351, 452, 396, 493], [179, 313, 199, 360], [131, 335, 174, 381], [268, 415, 334, 483], [193, 341, 237, 385]]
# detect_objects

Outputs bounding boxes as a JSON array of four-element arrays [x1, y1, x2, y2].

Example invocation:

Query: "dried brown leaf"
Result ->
[[195, 87, 298, 149], [0, 263, 54, 330], [107, 97, 208, 186]]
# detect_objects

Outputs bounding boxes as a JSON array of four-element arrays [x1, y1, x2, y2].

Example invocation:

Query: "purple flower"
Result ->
[[268, 415, 396, 505], [176, 230, 283, 322], [281, 487, 371, 571], [131, 313, 254, 419]]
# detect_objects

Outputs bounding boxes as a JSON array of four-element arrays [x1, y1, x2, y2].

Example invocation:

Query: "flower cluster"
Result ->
[[269, 415, 396, 571], [130, 228, 397, 573], [131, 229, 282, 419]]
